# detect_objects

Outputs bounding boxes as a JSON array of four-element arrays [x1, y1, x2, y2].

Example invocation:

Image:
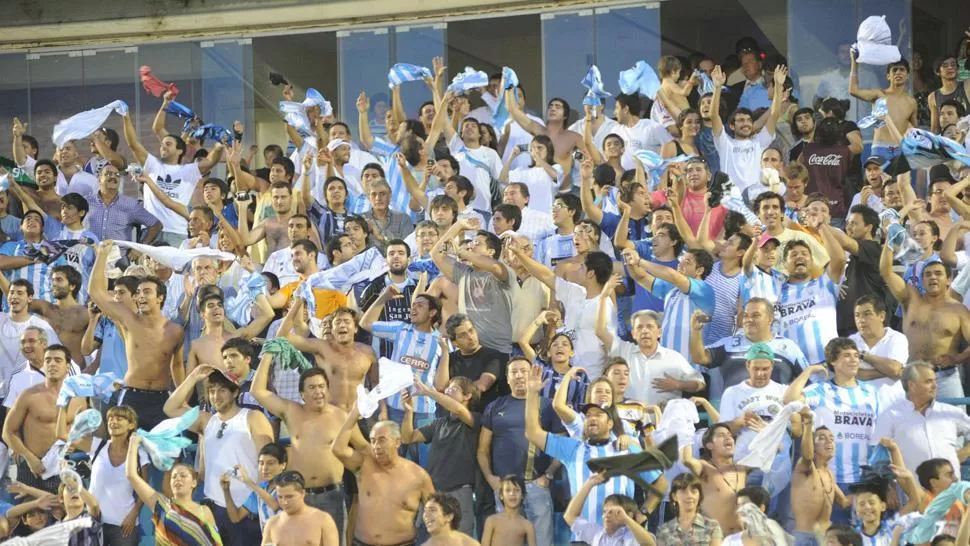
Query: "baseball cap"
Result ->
[[863, 155, 887, 169], [745, 342, 775, 361], [930, 164, 957, 184], [580, 402, 615, 419], [758, 232, 780, 248], [327, 139, 351, 152]]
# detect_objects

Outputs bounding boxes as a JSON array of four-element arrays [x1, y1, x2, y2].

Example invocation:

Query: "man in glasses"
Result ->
[[78, 164, 162, 244], [162, 365, 274, 546], [928, 55, 970, 134], [262, 471, 339, 546]]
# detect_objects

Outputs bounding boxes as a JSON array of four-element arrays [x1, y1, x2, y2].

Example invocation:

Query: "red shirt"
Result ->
[[651, 190, 727, 239]]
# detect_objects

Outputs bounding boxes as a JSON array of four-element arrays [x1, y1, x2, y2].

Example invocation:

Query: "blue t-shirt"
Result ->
[[94, 317, 128, 378], [481, 395, 562, 479], [599, 212, 650, 244], [0, 216, 22, 242]]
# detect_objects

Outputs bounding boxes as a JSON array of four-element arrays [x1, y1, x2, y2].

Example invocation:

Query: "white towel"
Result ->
[[854, 16, 901, 66], [356, 357, 415, 418], [52, 101, 129, 147], [113, 240, 236, 273], [738, 401, 807, 471], [652, 398, 699, 449]]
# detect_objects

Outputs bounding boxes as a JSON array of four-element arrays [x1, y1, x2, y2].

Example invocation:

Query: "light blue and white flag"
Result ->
[[581, 65, 612, 108], [58, 409, 102, 460], [693, 69, 728, 95], [56, 373, 122, 407], [901, 128, 970, 170], [226, 272, 267, 326], [633, 149, 694, 191], [52, 100, 129, 147], [857, 98, 888, 129], [447, 67, 489, 93], [138, 407, 201, 470], [300, 247, 387, 316], [303, 88, 333, 116], [280, 101, 315, 138], [618, 61, 661, 100], [502, 66, 519, 89], [388, 63, 433, 88]]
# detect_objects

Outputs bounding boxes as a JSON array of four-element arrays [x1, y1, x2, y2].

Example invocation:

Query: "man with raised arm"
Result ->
[[506, 92, 587, 181], [332, 411, 435, 546], [277, 299, 378, 413], [88, 241, 184, 430], [680, 423, 749, 535], [789, 407, 851, 545], [251, 354, 368, 545], [121, 112, 223, 245], [880, 237, 970, 401], [850, 56, 917, 159], [0, 266, 86, 366]]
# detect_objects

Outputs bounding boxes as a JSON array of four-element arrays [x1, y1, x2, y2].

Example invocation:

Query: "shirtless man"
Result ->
[[880, 240, 970, 399], [850, 56, 917, 158], [278, 299, 377, 412], [2, 344, 85, 492], [422, 493, 480, 546], [425, 239, 460, 325], [186, 288, 273, 378], [0, 265, 87, 366], [680, 423, 749, 535], [262, 471, 340, 546], [251, 355, 368, 544], [89, 241, 185, 430], [506, 91, 587, 178], [790, 408, 850, 545], [332, 413, 434, 546], [238, 183, 296, 256]]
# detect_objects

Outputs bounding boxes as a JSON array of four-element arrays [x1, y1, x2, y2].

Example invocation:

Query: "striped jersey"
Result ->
[[652, 277, 715, 362], [544, 434, 660, 525], [803, 380, 880, 483], [371, 321, 442, 414], [775, 275, 839, 365], [739, 266, 785, 306], [0, 241, 52, 310], [703, 262, 742, 344], [856, 518, 895, 546]]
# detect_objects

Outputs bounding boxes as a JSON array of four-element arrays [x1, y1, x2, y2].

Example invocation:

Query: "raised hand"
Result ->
[[356, 91, 369, 114], [621, 247, 640, 268], [12, 117, 26, 137], [432, 56, 447, 80], [773, 65, 789, 86], [601, 273, 623, 297], [527, 364, 547, 394], [712, 65, 726, 86], [690, 309, 711, 331]]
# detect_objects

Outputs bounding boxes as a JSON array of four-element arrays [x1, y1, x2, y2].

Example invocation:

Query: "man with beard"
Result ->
[[710, 65, 786, 193], [253, 359, 368, 545], [847, 156, 889, 215], [356, 240, 416, 358], [261, 471, 339, 546], [332, 414, 434, 546], [89, 241, 185, 430], [237, 184, 299, 257], [164, 365, 274, 545], [506, 94, 588, 182], [881, 240, 970, 402], [263, 215, 327, 286], [122, 112, 223, 245], [0, 265, 87, 365], [269, 240, 336, 319], [753, 192, 828, 274], [850, 57, 917, 159]]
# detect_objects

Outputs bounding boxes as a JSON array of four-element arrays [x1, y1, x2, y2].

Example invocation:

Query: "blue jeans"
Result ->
[[387, 407, 435, 467], [794, 530, 820, 546], [871, 144, 901, 161], [494, 481, 553, 546], [938, 368, 964, 408]]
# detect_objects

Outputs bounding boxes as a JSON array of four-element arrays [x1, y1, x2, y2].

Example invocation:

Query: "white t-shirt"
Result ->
[[718, 380, 788, 459], [0, 314, 59, 399], [142, 154, 203, 235], [2, 364, 43, 408], [849, 328, 909, 391], [263, 247, 328, 286], [500, 116, 547, 171], [448, 134, 503, 213], [56, 169, 99, 197], [508, 166, 559, 215], [554, 277, 614, 379], [714, 127, 775, 192], [568, 117, 621, 155], [615, 118, 674, 170], [89, 438, 151, 526]]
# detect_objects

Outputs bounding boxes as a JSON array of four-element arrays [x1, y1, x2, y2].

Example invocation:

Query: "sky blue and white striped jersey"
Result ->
[[652, 277, 715, 362], [381, 149, 413, 215], [371, 321, 442, 414], [775, 275, 839, 365], [52, 226, 99, 305], [0, 241, 52, 310], [544, 434, 660, 525], [534, 233, 577, 267], [703, 262, 742, 344], [803, 380, 880, 484], [856, 517, 895, 546], [739, 266, 785, 307]]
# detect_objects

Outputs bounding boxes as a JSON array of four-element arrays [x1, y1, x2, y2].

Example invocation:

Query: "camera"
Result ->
[[234, 191, 252, 201], [572, 150, 584, 161], [126, 165, 143, 177], [517, 144, 530, 152]]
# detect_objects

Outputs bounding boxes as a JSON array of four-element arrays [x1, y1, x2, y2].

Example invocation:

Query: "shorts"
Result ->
[[17, 459, 60, 494], [111, 387, 171, 431]]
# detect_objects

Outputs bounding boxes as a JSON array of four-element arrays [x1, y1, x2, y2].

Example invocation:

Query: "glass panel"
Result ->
[[0, 54, 29, 163], [595, 5, 662, 112], [200, 40, 254, 155], [339, 29, 391, 137], [394, 24, 446, 121], [541, 11, 594, 108], [26, 53, 85, 160]]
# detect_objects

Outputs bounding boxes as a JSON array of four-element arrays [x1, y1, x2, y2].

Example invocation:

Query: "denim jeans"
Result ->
[[938, 368, 964, 408], [494, 481, 553, 546], [871, 144, 901, 161]]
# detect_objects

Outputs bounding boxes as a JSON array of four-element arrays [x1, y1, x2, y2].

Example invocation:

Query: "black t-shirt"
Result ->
[[837, 239, 895, 336], [449, 346, 507, 411], [419, 413, 482, 491]]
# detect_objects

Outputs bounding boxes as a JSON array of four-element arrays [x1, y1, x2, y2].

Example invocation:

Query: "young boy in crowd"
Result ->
[[564, 472, 656, 546], [221, 442, 287, 529], [481, 475, 536, 546]]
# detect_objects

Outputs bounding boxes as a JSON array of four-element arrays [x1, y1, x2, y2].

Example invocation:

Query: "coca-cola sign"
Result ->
[[807, 153, 843, 166]]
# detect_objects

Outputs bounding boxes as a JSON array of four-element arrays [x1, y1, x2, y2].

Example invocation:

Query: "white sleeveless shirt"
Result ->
[[203, 408, 259, 507]]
